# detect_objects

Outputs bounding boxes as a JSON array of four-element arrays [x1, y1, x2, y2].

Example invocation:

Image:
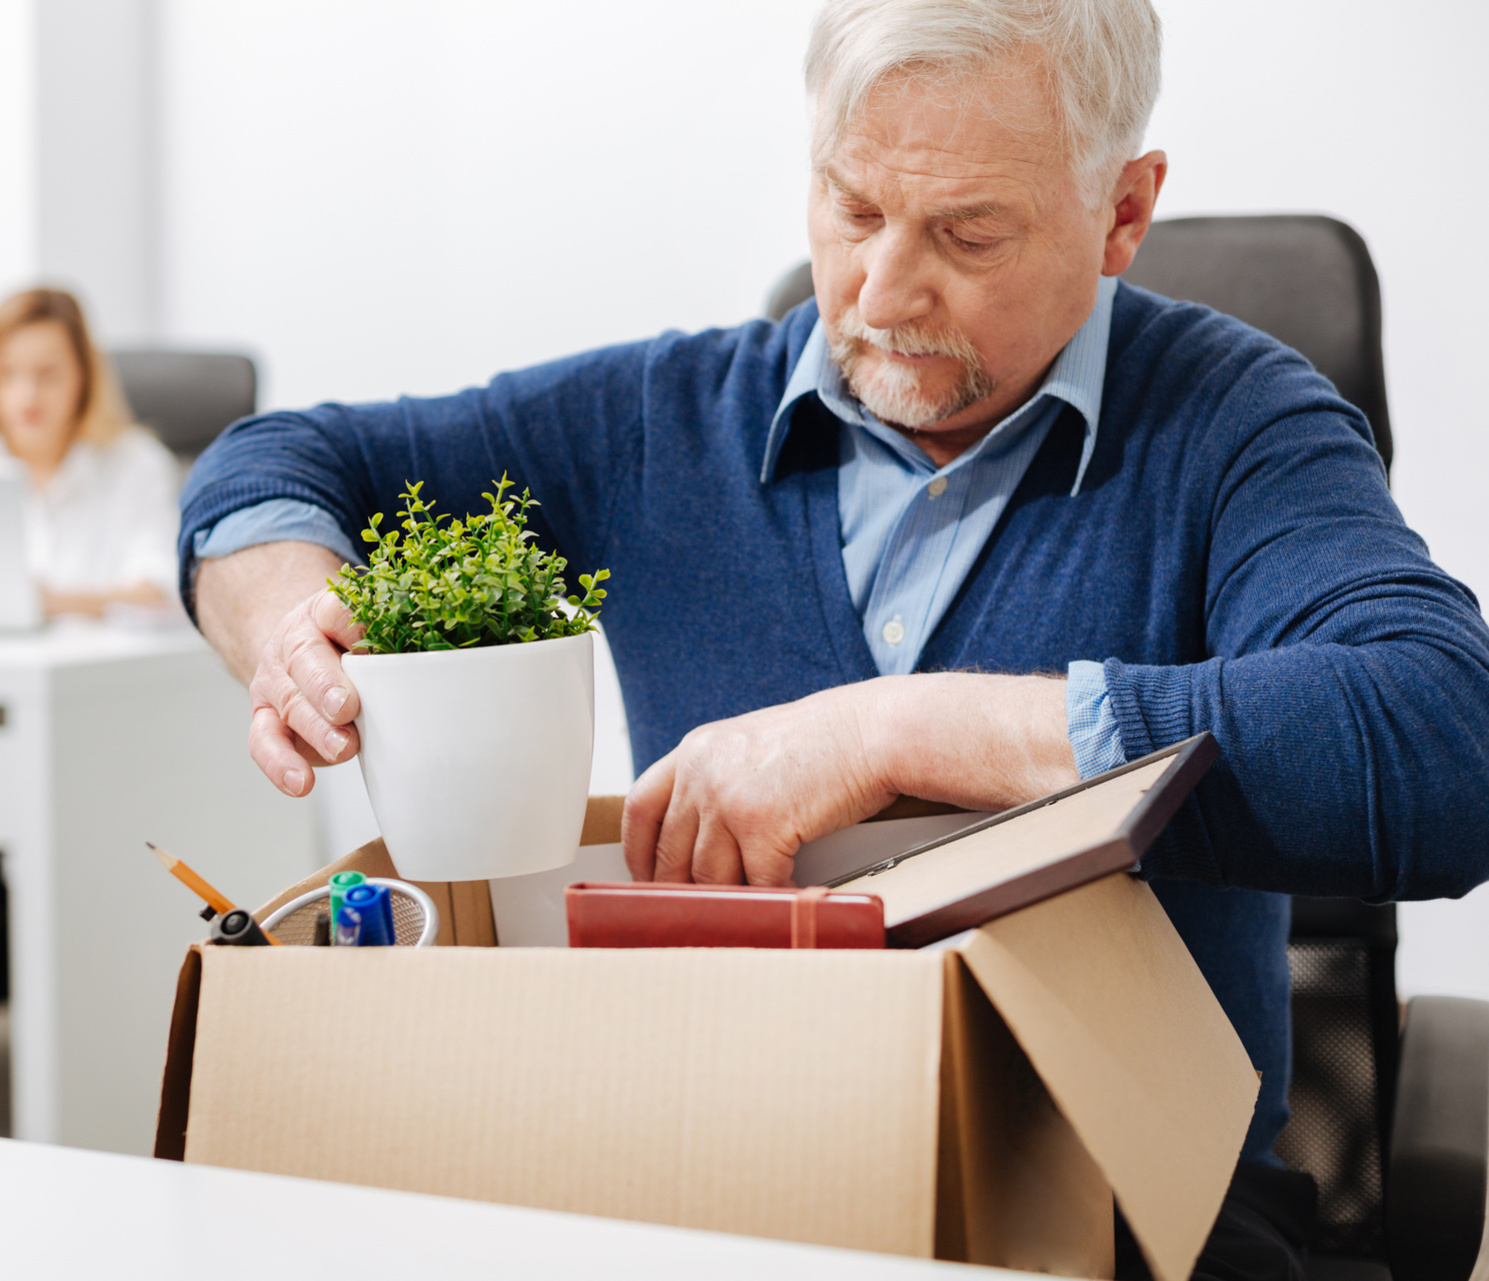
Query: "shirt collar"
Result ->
[[761, 273, 1116, 496]]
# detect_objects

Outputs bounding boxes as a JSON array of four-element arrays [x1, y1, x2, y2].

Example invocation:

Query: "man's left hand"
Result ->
[[621, 672, 1079, 886]]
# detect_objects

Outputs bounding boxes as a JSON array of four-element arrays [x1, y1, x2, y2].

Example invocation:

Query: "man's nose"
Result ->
[[856, 229, 936, 331]]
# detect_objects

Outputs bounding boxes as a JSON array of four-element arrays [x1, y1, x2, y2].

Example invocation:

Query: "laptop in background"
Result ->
[[0, 462, 42, 631]]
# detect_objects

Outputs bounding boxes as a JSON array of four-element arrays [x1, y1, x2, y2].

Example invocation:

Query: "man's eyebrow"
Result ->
[[821, 167, 1020, 225], [929, 199, 1019, 224], [821, 166, 875, 206]]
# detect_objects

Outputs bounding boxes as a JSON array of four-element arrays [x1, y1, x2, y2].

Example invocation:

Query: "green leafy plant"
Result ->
[[329, 477, 609, 654]]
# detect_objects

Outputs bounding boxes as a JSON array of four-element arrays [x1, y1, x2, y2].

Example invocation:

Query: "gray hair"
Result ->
[[805, 0, 1162, 201]]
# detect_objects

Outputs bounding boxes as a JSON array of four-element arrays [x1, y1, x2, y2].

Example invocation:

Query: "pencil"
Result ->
[[147, 843, 281, 945]]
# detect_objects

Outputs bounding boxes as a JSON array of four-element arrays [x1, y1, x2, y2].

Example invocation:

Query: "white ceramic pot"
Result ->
[[342, 630, 594, 880]]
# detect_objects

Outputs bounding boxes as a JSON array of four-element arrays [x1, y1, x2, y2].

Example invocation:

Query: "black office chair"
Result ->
[[764, 215, 1489, 1281], [110, 349, 257, 461], [1127, 222, 1483, 1281]]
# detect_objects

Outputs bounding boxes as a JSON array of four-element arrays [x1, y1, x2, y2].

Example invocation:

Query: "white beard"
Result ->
[[828, 306, 995, 429]]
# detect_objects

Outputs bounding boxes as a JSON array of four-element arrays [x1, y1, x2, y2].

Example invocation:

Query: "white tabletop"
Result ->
[[0, 615, 207, 668], [0, 1139, 984, 1279]]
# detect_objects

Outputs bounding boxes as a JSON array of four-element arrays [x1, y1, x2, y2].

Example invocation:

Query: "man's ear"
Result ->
[[1102, 150, 1167, 277]]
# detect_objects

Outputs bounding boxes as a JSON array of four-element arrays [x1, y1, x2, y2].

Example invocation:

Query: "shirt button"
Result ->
[[927, 476, 948, 498], [882, 619, 906, 646]]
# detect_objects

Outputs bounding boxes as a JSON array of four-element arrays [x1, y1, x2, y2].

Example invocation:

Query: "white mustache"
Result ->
[[834, 310, 981, 363]]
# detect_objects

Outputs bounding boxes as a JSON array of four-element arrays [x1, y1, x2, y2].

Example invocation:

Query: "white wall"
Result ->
[[35, 0, 160, 340], [0, 0, 160, 340], [0, 1, 38, 293], [157, 0, 817, 407], [74, 0, 1489, 997]]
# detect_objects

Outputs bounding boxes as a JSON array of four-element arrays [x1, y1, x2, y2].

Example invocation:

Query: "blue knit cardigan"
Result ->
[[180, 282, 1489, 1160]]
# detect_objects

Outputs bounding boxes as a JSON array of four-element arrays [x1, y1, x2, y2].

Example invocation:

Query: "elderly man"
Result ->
[[182, 1, 1489, 1277]]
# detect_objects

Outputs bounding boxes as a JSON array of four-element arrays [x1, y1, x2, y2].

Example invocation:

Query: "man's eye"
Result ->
[[837, 208, 881, 237], [947, 230, 1000, 255]]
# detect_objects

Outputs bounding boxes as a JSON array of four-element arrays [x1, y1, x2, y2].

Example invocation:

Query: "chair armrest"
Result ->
[[1388, 995, 1489, 1281]]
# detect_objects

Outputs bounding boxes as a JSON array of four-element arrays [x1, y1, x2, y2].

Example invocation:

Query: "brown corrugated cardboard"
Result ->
[[159, 740, 1257, 1278], [935, 950, 1114, 1275], [184, 947, 945, 1257], [158, 880, 1256, 1277], [960, 874, 1259, 1281]]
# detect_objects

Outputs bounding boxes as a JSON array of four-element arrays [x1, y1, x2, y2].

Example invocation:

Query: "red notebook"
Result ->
[[565, 882, 886, 950]]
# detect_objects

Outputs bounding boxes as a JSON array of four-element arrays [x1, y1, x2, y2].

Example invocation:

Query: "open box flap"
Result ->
[[936, 952, 1115, 1275], [957, 872, 1259, 1281], [182, 946, 947, 1257]]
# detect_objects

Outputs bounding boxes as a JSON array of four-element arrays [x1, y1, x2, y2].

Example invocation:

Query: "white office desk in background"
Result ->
[[0, 621, 321, 1155]]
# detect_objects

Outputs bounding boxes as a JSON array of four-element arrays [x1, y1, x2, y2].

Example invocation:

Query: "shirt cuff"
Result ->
[[1065, 659, 1128, 780], [193, 499, 362, 565]]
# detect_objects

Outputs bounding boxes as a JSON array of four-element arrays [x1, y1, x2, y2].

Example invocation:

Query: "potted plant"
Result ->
[[331, 478, 609, 881]]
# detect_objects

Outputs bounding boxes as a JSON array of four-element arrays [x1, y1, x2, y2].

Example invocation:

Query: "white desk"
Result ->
[[0, 1138, 977, 1278], [0, 622, 321, 1154]]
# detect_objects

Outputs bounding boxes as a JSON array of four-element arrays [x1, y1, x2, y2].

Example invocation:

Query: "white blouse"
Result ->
[[13, 428, 182, 599]]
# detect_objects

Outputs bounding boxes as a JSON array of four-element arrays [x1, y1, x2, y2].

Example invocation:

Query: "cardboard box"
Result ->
[[157, 774, 1258, 1281]]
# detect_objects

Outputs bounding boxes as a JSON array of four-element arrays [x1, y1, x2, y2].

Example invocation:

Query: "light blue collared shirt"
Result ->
[[763, 274, 1117, 681], [197, 278, 1128, 779], [761, 278, 1125, 780]]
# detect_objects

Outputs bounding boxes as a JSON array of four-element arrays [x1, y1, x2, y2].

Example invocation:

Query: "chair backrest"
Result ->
[[1278, 898, 1400, 1260], [762, 214, 1391, 472], [1120, 215, 1392, 473], [764, 261, 816, 327], [109, 350, 257, 461]]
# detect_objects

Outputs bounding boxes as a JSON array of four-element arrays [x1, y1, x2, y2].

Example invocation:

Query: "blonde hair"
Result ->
[[805, 0, 1162, 202], [0, 287, 135, 447]]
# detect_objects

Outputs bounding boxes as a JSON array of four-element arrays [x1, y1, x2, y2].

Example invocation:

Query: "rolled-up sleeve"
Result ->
[[193, 499, 362, 567], [1065, 659, 1128, 779]]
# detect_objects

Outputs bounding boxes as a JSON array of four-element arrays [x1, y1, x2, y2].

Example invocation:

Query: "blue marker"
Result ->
[[334, 906, 362, 948], [343, 883, 395, 946]]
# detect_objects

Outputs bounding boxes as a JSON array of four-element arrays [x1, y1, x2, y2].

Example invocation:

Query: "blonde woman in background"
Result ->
[[0, 287, 181, 618]]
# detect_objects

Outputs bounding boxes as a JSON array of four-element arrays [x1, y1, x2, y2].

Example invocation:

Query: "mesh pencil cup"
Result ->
[[260, 878, 440, 947]]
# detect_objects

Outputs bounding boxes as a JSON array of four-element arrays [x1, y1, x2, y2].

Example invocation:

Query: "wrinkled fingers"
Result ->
[[738, 837, 799, 888], [282, 603, 361, 728], [651, 798, 702, 883], [688, 816, 747, 885], [622, 754, 676, 881], [248, 705, 317, 797], [249, 656, 359, 766]]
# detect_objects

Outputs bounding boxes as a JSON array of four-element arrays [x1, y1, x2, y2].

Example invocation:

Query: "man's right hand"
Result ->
[[247, 588, 365, 796], [195, 540, 361, 798]]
